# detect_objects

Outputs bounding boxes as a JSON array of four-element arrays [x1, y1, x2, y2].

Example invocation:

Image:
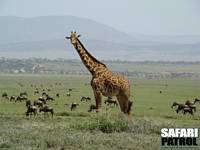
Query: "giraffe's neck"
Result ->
[[72, 39, 107, 75]]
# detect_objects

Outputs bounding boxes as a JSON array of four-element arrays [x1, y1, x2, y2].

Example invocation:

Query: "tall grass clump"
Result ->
[[71, 113, 130, 133]]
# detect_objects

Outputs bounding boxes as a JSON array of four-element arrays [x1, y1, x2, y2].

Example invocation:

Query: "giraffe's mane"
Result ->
[[77, 38, 107, 68]]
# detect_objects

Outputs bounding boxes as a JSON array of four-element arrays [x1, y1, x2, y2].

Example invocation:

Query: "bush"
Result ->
[[71, 114, 130, 133]]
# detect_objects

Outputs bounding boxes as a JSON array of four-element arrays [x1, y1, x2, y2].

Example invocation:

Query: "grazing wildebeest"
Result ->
[[20, 92, 28, 97], [10, 96, 16, 101], [39, 106, 54, 118], [15, 96, 27, 102], [185, 100, 197, 112], [1, 92, 9, 100], [81, 96, 91, 102], [194, 98, 200, 104], [33, 100, 43, 108], [88, 104, 96, 112], [56, 93, 60, 98], [183, 107, 194, 115], [47, 88, 51, 92], [171, 102, 196, 114], [2, 92, 8, 98], [71, 103, 79, 111], [38, 97, 46, 104], [34, 90, 39, 95], [46, 95, 54, 101], [25, 100, 37, 117], [42, 92, 47, 97], [104, 97, 118, 106]]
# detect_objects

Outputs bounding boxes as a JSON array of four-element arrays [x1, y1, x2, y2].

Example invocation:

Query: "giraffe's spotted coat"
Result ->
[[66, 32, 132, 115]]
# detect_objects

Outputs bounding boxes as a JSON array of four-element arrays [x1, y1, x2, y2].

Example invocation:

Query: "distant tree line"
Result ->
[[0, 57, 199, 79]]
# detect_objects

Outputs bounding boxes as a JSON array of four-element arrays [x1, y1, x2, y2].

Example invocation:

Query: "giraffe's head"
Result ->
[[65, 31, 81, 44]]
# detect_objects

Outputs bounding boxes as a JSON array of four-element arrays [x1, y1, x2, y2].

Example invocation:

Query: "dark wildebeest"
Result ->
[[104, 97, 118, 106], [46, 95, 54, 101], [88, 104, 96, 112], [15, 96, 27, 102], [194, 98, 200, 104], [56, 93, 60, 98], [171, 102, 195, 115], [2, 92, 8, 98], [185, 100, 196, 112], [42, 92, 47, 97], [34, 90, 39, 95], [183, 107, 194, 115], [10, 96, 16, 101], [25, 100, 37, 117], [81, 96, 91, 102], [1, 92, 9, 100], [38, 97, 46, 104], [33, 100, 43, 108], [71, 103, 79, 111], [20, 92, 28, 97], [39, 106, 54, 118]]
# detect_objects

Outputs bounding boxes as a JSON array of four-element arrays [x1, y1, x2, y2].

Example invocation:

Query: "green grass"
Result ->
[[0, 75, 200, 149]]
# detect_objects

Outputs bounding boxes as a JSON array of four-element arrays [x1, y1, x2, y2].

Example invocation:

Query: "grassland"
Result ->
[[0, 75, 200, 150]]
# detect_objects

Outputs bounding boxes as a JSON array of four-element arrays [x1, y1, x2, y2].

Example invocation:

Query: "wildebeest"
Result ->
[[46, 95, 54, 101], [10, 95, 16, 101], [20, 91, 28, 97], [56, 93, 60, 98], [185, 100, 197, 112], [104, 97, 118, 106], [81, 96, 91, 102], [42, 92, 47, 97], [38, 97, 46, 104], [25, 100, 37, 117], [2, 92, 8, 98], [171, 102, 196, 115], [183, 107, 194, 115], [70, 103, 79, 111], [194, 98, 200, 104], [39, 106, 54, 118], [1, 92, 9, 100], [88, 104, 96, 112], [34, 90, 39, 95], [33, 100, 43, 108], [15, 96, 27, 102]]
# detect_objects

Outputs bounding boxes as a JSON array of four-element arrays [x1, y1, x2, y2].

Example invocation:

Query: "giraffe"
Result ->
[[65, 32, 132, 115]]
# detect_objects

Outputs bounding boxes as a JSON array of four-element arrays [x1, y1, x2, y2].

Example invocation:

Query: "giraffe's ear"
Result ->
[[77, 34, 81, 38], [65, 36, 70, 39]]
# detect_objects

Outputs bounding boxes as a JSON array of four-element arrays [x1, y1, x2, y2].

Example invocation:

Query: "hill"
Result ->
[[0, 16, 200, 61]]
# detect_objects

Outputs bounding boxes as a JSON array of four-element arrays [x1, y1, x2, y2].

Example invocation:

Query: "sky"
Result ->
[[0, 0, 200, 35]]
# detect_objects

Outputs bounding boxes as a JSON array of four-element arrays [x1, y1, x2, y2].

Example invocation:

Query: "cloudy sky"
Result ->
[[0, 0, 200, 35]]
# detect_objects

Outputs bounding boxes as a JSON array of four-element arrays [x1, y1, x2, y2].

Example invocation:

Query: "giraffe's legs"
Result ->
[[92, 89, 102, 112], [116, 92, 132, 115]]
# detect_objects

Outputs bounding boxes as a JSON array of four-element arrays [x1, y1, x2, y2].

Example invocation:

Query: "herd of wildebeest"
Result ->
[[171, 98, 200, 115], [1, 82, 119, 118], [1, 82, 200, 118]]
